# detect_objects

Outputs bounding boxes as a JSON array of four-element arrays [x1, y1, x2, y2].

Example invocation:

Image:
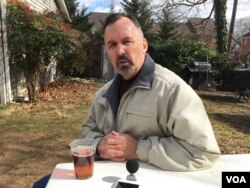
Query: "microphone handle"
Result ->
[[127, 174, 136, 181]]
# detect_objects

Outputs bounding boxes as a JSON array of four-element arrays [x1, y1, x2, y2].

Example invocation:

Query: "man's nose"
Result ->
[[116, 44, 125, 55]]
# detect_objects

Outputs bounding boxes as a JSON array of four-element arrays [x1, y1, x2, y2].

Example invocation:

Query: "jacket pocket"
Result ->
[[125, 107, 153, 118], [123, 107, 156, 136]]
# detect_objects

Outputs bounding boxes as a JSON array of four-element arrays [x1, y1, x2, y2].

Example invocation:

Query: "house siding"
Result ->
[[0, 0, 12, 105], [25, 0, 57, 13]]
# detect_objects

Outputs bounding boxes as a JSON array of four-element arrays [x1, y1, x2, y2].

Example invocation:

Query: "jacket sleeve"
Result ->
[[136, 84, 221, 171], [81, 92, 107, 160], [81, 90, 106, 145]]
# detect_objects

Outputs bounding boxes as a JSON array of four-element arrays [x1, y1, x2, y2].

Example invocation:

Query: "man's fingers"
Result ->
[[111, 131, 120, 136], [103, 135, 124, 145], [97, 132, 138, 160], [107, 138, 119, 144], [111, 157, 125, 162], [100, 149, 124, 159]]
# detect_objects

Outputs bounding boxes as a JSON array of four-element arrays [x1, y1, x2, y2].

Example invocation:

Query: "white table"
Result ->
[[46, 154, 250, 188]]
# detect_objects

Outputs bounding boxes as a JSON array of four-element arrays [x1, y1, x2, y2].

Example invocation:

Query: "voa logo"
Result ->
[[226, 176, 246, 184], [222, 172, 249, 188]]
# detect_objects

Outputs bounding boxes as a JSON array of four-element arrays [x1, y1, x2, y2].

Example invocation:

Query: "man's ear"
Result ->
[[143, 38, 148, 54]]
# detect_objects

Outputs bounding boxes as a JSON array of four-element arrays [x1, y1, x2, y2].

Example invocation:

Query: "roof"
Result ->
[[175, 22, 192, 35], [88, 12, 110, 28], [174, 18, 216, 37], [243, 31, 250, 37], [187, 18, 216, 35]]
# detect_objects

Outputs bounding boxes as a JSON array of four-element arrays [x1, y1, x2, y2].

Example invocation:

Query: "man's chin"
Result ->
[[120, 73, 132, 80], [118, 67, 136, 80]]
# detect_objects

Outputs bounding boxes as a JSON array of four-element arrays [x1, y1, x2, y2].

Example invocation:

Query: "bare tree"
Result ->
[[234, 17, 250, 40], [229, 16, 250, 63], [150, 0, 211, 19], [151, 1, 227, 52]]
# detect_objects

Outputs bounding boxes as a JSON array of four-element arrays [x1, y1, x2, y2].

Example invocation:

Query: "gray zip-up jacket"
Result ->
[[82, 54, 221, 171]]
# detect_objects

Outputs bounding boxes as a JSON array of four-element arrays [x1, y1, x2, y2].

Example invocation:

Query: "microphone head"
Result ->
[[126, 160, 139, 174]]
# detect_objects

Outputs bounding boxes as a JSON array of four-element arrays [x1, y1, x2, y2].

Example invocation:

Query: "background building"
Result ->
[[240, 31, 250, 65]]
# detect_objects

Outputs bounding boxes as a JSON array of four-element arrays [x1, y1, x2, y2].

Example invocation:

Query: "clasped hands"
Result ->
[[97, 131, 138, 161]]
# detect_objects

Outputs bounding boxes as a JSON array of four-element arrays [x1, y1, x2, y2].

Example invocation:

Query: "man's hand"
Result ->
[[97, 131, 138, 162]]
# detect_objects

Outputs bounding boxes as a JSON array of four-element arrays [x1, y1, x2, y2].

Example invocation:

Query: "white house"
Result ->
[[0, 0, 70, 105], [0, 0, 11, 106]]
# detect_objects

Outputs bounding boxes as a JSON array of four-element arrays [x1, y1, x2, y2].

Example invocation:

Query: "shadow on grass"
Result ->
[[211, 113, 250, 134], [198, 93, 238, 103]]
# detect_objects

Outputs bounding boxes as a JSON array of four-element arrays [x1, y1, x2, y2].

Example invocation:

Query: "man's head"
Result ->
[[103, 13, 148, 80]]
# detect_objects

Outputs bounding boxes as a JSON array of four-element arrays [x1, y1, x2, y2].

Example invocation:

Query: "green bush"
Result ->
[[148, 38, 225, 81], [6, 0, 75, 101]]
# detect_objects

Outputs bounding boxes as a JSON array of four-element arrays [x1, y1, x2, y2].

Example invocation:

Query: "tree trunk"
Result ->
[[228, 0, 238, 54], [214, 0, 228, 53]]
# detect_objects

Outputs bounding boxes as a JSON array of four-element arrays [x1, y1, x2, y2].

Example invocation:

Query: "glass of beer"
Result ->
[[69, 138, 97, 180]]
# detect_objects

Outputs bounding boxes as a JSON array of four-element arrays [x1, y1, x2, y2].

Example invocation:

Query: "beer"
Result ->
[[72, 146, 94, 179]]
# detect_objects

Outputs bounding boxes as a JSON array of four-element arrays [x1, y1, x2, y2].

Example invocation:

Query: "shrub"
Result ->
[[6, 0, 74, 101], [148, 38, 225, 81]]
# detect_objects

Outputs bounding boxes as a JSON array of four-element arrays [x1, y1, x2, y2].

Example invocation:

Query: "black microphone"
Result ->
[[126, 160, 139, 181]]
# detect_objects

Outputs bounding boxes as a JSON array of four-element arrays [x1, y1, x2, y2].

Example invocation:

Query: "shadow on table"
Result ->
[[32, 174, 51, 188]]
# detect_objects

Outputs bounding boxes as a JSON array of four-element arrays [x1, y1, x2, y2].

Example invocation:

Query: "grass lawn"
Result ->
[[0, 79, 249, 188]]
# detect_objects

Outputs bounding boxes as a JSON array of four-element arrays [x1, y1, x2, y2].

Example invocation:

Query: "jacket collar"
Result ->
[[131, 53, 155, 89], [103, 54, 155, 118]]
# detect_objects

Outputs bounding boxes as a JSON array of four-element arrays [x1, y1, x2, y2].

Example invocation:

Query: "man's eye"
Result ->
[[108, 44, 115, 49], [124, 40, 131, 44]]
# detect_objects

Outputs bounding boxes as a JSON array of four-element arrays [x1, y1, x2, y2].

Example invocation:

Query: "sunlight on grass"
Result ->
[[0, 81, 249, 155], [0, 80, 249, 188], [198, 90, 250, 154]]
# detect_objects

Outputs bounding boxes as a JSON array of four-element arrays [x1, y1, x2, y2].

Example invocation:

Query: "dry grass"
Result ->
[[197, 90, 250, 154], [0, 79, 249, 188]]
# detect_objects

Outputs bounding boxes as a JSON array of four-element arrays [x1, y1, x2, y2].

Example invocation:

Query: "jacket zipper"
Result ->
[[114, 85, 150, 131]]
